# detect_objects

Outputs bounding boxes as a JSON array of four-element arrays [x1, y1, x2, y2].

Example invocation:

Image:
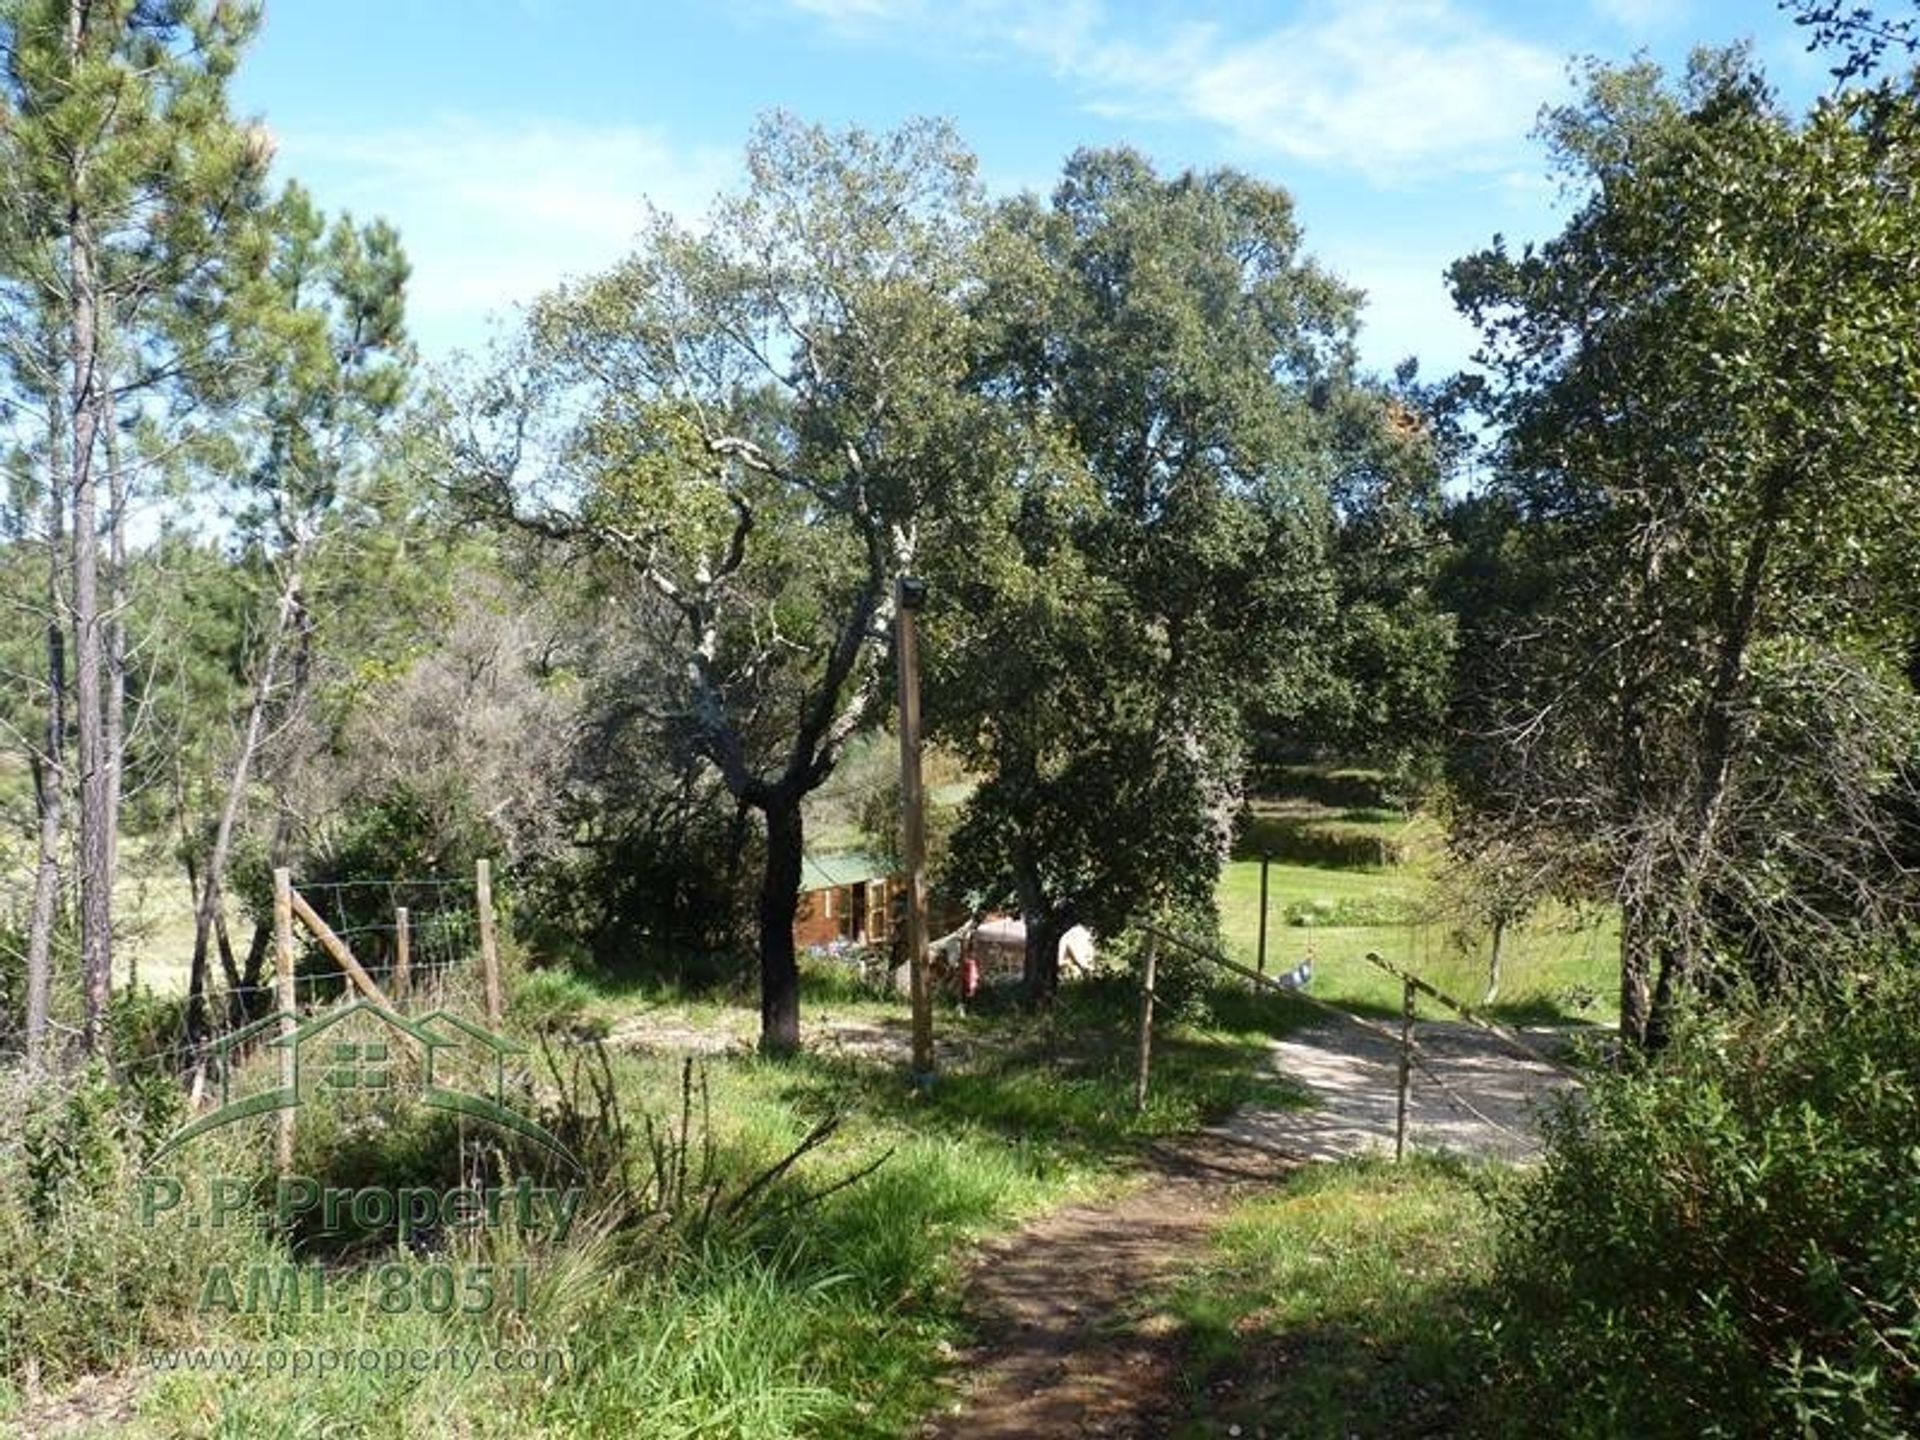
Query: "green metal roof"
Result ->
[[801, 851, 892, 891]]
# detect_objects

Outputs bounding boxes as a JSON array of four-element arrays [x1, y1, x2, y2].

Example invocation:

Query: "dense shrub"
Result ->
[[1235, 806, 1413, 869], [1490, 953, 1920, 1437], [1100, 904, 1222, 1025], [523, 796, 754, 987], [1246, 760, 1395, 810]]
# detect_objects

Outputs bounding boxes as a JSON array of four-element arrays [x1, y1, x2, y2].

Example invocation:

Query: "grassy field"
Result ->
[[0, 834, 211, 1000], [1218, 791, 1618, 1026], [111, 848, 207, 998], [1155, 1157, 1505, 1439]]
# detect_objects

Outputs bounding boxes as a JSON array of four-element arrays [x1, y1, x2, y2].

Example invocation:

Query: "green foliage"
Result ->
[[0, 908, 34, 1052], [1490, 953, 1920, 1436], [513, 965, 607, 1037], [848, 741, 968, 876], [222, 781, 490, 1000], [0, 1067, 278, 1387], [526, 776, 754, 986], [1447, 51, 1920, 1038], [934, 148, 1418, 988], [21, 1062, 122, 1218], [237, 180, 412, 535], [312, 779, 491, 889], [1253, 763, 1396, 811]]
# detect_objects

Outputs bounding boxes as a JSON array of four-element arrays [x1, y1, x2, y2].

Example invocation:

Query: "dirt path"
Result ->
[[922, 1134, 1297, 1440], [926, 1016, 1583, 1437], [1215, 1016, 1581, 1165]]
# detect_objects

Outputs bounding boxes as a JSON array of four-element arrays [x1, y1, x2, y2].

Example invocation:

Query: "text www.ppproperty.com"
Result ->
[[139, 1343, 571, 1379]]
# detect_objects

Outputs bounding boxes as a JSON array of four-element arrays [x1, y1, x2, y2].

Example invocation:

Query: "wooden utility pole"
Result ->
[[274, 867, 296, 1175], [895, 576, 934, 1080]]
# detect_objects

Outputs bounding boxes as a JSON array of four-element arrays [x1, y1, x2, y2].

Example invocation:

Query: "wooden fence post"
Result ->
[[1134, 933, 1159, 1113], [1256, 852, 1271, 986], [393, 905, 410, 1006], [288, 889, 391, 1006], [274, 867, 295, 1176], [477, 858, 502, 1027], [1395, 975, 1414, 1162]]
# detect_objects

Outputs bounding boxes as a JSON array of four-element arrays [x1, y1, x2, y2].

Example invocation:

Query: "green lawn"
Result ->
[[1217, 856, 1619, 1026]]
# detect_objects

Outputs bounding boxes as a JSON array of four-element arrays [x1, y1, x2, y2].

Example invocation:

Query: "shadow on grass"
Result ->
[[1166, 1301, 1502, 1440], [1203, 967, 1593, 1034], [1481, 994, 1607, 1028], [1155, 1156, 1516, 1439], [768, 982, 1314, 1173]]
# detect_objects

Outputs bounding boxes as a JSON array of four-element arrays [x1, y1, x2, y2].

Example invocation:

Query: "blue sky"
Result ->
[[229, 1, 1835, 379]]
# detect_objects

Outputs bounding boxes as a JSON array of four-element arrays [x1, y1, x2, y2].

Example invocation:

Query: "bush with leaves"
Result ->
[[1489, 950, 1920, 1436]]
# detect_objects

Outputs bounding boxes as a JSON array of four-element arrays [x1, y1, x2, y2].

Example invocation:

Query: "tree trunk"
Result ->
[[1021, 910, 1068, 1004], [1007, 837, 1065, 1004], [757, 792, 804, 1055], [1645, 467, 1789, 1039], [1484, 915, 1505, 1006], [187, 564, 302, 1041], [63, 0, 118, 1050], [1619, 889, 1656, 1049], [102, 390, 127, 984], [24, 428, 67, 1066], [1647, 936, 1685, 1051], [70, 174, 114, 1053]]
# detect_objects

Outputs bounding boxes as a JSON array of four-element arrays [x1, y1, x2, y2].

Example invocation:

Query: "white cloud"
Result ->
[[1159, 3, 1564, 180], [272, 117, 736, 356], [779, 0, 1567, 183]]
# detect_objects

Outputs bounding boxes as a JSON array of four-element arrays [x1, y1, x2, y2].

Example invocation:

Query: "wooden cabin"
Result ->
[[794, 852, 965, 952]]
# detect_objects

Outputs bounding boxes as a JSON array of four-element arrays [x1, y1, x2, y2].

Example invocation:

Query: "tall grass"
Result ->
[[64, 968, 1292, 1436]]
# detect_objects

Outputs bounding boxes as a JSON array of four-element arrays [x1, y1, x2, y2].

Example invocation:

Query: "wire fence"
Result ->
[[285, 874, 484, 1005], [2, 870, 500, 1101], [1142, 924, 1582, 1161]]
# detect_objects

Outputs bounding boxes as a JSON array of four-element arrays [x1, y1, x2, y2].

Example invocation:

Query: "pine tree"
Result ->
[[184, 181, 412, 1041], [0, 0, 276, 1052]]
